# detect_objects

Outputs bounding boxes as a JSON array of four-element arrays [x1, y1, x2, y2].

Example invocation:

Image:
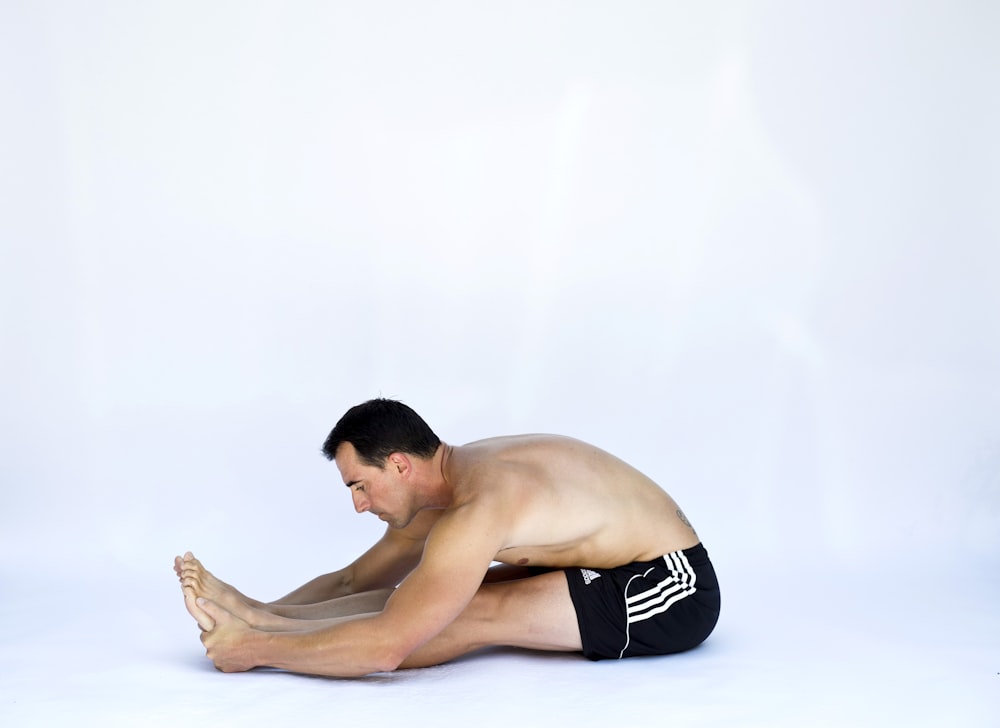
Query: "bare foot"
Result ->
[[176, 552, 287, 629], [195, 597, 258, 672]]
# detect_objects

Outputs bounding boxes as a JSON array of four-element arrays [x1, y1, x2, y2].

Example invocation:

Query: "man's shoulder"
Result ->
[[416, 497, 514, 571], [391, 509, 443, 541], [457, 433, 584, 453], [452, 434, 577, 480]]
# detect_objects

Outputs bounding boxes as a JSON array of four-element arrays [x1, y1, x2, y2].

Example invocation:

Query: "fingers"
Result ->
[[196, 597, 233, 631], [184, 586, 216, 631], [196, 597, 221, 620]]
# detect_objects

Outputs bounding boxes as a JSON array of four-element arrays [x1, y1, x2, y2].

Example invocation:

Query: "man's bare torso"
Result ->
[[408, 434, 699, 570]]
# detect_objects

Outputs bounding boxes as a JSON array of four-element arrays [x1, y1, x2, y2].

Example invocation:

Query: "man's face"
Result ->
[[334, 442, 414, 529]]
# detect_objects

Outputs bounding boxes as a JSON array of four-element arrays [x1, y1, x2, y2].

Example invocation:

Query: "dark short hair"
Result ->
[[321, 398, 441, 467]]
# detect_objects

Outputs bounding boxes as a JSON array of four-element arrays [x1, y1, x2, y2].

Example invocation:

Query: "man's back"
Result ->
[[445, 434, 700, 568]]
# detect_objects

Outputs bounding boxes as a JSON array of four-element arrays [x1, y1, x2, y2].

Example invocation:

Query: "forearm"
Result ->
[[267, 530, 424, 608], [268, 570, 354, 606], [249, 617, 402, 678]]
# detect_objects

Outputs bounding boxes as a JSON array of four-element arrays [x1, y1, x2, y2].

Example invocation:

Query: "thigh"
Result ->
[[399, 571, 582, 668], [463, 570, 583, 652]]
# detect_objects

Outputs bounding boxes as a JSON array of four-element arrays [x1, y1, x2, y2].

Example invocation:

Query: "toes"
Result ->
[[183, 557, 204, 573]]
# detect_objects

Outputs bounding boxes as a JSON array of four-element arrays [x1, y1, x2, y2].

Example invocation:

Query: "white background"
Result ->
[[2, 2, 998, 726]]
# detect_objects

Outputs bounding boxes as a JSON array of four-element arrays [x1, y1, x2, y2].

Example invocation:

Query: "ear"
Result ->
[[388, 452, 411, 476]]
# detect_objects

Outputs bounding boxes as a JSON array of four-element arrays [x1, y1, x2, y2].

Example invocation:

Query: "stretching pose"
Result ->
[[176, 398, 720, 677]]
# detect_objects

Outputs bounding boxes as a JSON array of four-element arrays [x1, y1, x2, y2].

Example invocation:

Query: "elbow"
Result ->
[[375, 646, 410, 674], [365, 618, 424, 674], [370, 634, 422, 673]]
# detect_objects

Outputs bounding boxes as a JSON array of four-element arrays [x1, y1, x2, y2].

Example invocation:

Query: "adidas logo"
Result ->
[[580, 568, 601, 585]]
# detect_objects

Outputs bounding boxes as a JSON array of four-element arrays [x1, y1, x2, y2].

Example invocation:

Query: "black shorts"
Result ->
[[565, 542, 720, 660]]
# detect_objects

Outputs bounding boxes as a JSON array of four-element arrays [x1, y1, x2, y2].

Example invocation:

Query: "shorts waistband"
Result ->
[[665, 542, 709, 567]]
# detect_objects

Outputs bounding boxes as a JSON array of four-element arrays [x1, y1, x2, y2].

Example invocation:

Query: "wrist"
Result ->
[[245, 627, 271, 669]]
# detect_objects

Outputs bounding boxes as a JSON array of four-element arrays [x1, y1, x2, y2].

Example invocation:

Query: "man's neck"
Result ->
[[418, 443, 454, 509]]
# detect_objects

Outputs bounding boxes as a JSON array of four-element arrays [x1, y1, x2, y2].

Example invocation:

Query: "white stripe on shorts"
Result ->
[[625, 549, 698, 625]]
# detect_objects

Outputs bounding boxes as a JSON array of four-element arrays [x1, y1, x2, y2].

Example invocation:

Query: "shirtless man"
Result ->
[[176, 398, 720, 677]]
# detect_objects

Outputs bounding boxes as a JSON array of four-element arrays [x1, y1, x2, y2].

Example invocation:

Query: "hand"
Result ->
[[197, 598, 257, 673], [183, 584, 216, 631]]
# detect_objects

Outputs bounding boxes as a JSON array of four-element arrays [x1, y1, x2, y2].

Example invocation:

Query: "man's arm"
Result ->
[[269, 510, 439, 606], [230, 503, 504, 677]]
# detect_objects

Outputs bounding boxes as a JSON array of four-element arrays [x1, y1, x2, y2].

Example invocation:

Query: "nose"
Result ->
[[351, 488, 370, 514]]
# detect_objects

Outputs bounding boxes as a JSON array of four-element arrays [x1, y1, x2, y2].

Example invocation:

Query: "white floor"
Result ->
[[3, 549, 996, 727]]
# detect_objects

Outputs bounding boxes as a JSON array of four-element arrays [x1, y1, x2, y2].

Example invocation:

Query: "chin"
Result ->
[[386, 514, 412, 530]]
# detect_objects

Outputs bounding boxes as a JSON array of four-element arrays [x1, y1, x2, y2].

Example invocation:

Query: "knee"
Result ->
[[466, 583, 507, 627]]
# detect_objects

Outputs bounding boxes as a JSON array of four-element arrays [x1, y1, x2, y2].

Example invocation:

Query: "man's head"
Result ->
[[321, 398, 441, 468]]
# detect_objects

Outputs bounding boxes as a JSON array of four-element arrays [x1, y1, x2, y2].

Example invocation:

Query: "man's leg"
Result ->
[[402, 571, 582, 667], [180, 557, 584, 670], [177, 555, 545, 628], [177, 554, 393, 629], [174, 554, 268, 611], [212, 570, 582, 669]]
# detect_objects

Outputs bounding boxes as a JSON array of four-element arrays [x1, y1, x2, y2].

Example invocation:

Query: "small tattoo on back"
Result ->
[[677, 508, 698, 536]]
